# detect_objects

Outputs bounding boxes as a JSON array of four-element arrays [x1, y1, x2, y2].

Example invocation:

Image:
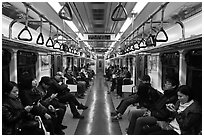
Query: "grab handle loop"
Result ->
[[111, 2, 127, 21], [133, 30, 140, 50], [146, 18, 156, 46], [138, 25, 147, 48], [46, 23, 54, 47], [58, 2, 73, 21], [46, 37, 54, 47], [18, 6, 32, 41], [53, 29, 61, 49], [36, 17, 44, 45], [155, 7, 168, 42]]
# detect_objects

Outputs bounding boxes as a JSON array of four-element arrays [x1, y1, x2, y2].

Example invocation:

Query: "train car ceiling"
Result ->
[[2, 2, 202, 59]]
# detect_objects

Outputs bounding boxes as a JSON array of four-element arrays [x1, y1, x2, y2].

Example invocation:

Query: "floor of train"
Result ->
[[62, 72, 133, 135]]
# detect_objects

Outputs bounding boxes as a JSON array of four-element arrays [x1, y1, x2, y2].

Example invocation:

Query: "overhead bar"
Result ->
[[120, 2, 169, 44], [22, 2, 78, 43]]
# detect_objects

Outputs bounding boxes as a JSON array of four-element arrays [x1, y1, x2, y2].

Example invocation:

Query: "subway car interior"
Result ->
[[2, 1, 202, 135]]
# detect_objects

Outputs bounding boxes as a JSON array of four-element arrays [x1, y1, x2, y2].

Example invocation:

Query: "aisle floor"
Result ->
[[62, 72, 133, 135]]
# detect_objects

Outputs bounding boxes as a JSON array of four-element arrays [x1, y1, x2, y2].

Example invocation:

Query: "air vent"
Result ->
[[94, 24, 104, 28], [93, 16, 104, 20], [92, 9, 104, 20]]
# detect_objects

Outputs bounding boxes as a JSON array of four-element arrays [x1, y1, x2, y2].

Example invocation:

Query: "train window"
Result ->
[[2, 49, 11, 85], [17, 50, 37, 88], [138, 55, 148, 80], [161, 52, 179, 90], [185, 49, 202, 105]]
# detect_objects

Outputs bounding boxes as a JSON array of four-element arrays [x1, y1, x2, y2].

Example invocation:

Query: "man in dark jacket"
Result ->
[[111, 75, 161, 121], [47, 72, 88, 119], [127, 76, 179, 135]]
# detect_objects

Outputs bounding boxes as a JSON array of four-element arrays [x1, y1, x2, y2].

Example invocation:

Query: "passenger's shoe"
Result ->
[[111, 111, 118, 116], [60, 125, 67, 130], [77, 94, 85, 99], [73, 114, 84, 119], [77, 104, 88, 110], [111, 115, 122, 122], [55, 130, 65, 135]]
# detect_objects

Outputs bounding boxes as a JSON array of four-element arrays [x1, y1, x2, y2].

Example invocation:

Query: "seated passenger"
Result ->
[[122, 67, 132, 85], [126, 76, 179, 135], [18, 74, 66, 135], [64, 68, 77, 85], [77, 68, 90, 88], [111, 75, 160, 121], [48, 72, 88, 119], [2, 81, 43, 135], [64, 69, 86, 99], [36, 76, 67, 134], [148, 85, 201, 135]]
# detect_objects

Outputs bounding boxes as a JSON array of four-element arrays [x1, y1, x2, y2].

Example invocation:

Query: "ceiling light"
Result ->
[[65, 20, 79, 32], [120, 17, 132, 33], [132, 2, 148, 14]]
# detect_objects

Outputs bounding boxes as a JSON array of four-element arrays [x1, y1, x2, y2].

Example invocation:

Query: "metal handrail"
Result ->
[[120, 2, 169, 45], [22, 2, 77, 43]]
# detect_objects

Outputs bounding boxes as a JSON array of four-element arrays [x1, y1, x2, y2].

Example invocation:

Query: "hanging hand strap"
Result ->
[[53, 29, 61, 49], [155, 7, 168, 42], [111, 2, 127, 21], [46, 23, 54, 47], [146, 18, 156, 46], [58, 2, 73, 21], [138, 25, 147, 48], [36, 17, 44, 45], [133, 30, 140, 50], [18, 6, 32, 41]]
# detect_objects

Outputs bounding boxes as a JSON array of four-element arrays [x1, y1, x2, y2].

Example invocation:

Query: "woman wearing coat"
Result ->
[[148, 85, 202, 135], [2, 81, 43, 135]]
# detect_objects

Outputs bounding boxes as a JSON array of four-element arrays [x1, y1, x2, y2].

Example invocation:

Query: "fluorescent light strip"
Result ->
[[132, 2, 148, 14]]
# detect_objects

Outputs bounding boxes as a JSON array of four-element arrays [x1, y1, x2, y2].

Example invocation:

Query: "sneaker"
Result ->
[[73, 114, 84, 119], [111, 115, 122, 122], [60, 125, 67, 130], [77, 104, 88, 110]]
